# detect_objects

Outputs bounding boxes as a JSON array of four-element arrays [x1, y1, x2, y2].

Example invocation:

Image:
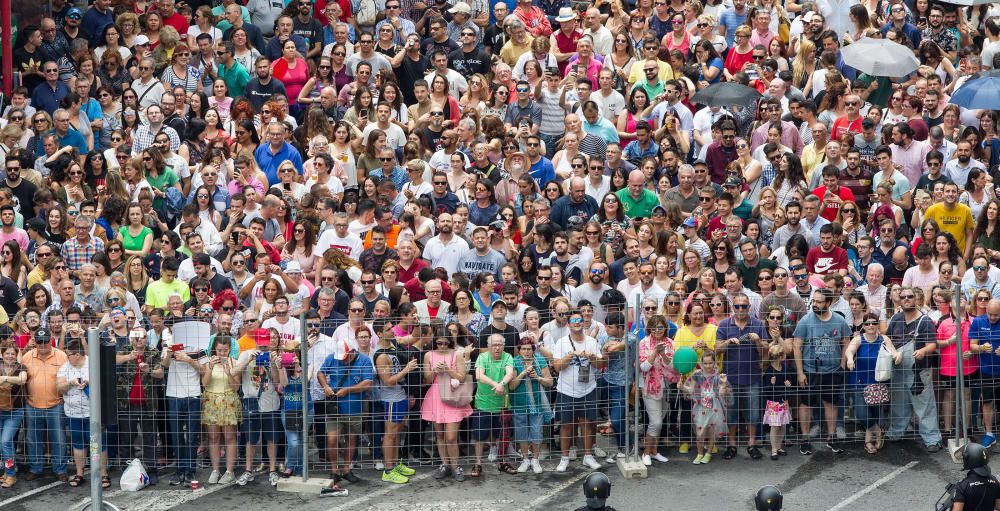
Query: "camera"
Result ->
[[256, 351, 270, 367]]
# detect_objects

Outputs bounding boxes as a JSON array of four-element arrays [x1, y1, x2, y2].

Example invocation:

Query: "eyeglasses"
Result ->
[[108, 247, 122, 253], [194, 287, 209, 293], [699, 197, 713, 202], [769, 315, 783, 321], [526, 142, 539, 147], [333, 51, 346, 56], [537, 276, 551, 281], [232, 260, 245, 266], [733, 304, 749, 310], [433, 181, 447, 185], [974, 266, 988, 271], [845, 102, 859, 107], [349, 307, 365, 313], [900, 294, 916, 300], [759, 275, 773, 281], [774, 273, 787, 278], [979, 296, 991, 301], [793, 274, 808, 280]]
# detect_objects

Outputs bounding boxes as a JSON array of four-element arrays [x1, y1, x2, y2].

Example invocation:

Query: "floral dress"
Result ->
[[685, 369, 729, 435]]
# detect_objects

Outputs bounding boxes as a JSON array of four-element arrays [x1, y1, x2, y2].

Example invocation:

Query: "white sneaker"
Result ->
[[488, 445, 498, 463], [508, 445, 521, 458], [556, 457, 570, 472], [208, 470, 220, 484], [268, 471, 279, 486], [808, 425, 821, 438], [531, 458, 543, 474], [641, 454, 652, 466], [836, 426, 847, 440], [582, 455, 601, 470], [218, 471, 235, 485], [593, 446, 608, 458], [604, 450, 619, 464], [236, 470, 254, 486], [374, 461, 385, 471], [517, 459, 531, 473], [568, 446, 579, 461], [652, 453, 669, 463]]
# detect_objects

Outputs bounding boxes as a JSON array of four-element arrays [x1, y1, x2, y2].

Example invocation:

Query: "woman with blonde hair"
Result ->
[[115, 13, 140, 49], [460, 73, 491, 113], [791, 38, 816, 95]]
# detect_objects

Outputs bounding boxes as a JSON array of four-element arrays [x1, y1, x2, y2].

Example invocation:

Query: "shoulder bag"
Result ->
[[438, 351, 474, 407]]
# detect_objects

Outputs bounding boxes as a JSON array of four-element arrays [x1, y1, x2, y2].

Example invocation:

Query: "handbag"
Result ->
[[874, 341, 894, 382], [438, 352, 473, 407], [863, 383, 889, 405], [777, 14, 791, 44]]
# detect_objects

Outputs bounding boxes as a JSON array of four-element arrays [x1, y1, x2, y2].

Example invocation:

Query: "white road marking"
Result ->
[[324, 471, 435, 511], [110, 480, 238, 511], [0, 481, 65, 508], [519, 471, 592, 511], [827, 461, 919, 511]]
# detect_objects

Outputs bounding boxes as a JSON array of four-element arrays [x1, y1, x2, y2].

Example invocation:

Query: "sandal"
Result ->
[[102, 475, 111, 489], [280, 469, 294, 478], [470, 464, 482, 477], [876, 434, 885, 450], [68, 474, 85, 487], [498, 462, 518, 475], [865, 442, 878, 455]]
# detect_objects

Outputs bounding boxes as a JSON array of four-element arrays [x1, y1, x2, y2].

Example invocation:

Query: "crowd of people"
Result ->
[[3, 0, 1000, 497]]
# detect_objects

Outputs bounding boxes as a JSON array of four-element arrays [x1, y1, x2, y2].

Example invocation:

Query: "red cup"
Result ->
[[191, 480, 200, 491]]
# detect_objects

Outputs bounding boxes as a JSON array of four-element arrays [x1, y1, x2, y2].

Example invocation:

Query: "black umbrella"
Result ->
[[690, 82, 762, 107]]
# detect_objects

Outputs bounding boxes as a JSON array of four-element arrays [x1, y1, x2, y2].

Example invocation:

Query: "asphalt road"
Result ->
[[0, 438, 967, 511]]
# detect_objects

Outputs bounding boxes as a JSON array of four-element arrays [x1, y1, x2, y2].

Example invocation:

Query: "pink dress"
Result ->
[[421, 350, 473, 424]]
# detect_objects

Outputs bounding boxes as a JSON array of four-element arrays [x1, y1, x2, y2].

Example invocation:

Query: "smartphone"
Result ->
[[170, 343, 185, 352], [231, 231, 241, 245], [283, 183, 291, 191], [359, 108, 368, 118], [576, 65, 586, 76]]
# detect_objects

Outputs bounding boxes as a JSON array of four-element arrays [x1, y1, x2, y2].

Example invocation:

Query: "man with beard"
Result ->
[[448, 27, 491, 77], [551, 177, 598, 229], [427, 171, 459, 215], [705, 120, 740, 184], [922, 5, 958, 62], [626, 261, 666, 308], [806, 224, 848, 277], [884, 287, 941, 450], [423, 213, 470, 277], [792, 288, 851, 455], [923, 181, 975, 257], [943, 140, 986, 189], [456, 227, 506, 279], [3, 156, 36, 218], [736, 238, 777, 292], [889, 123, 928, 189], [770, 201, 816, 251], [573, 260, 613, 323], [477, 301, 520, 354], [244, 58, 287, 111], [838, 146, 875, 214]]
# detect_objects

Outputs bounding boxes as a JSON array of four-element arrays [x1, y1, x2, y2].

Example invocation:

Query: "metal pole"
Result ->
[[955, 291, 967, 442], [632, 296, 641, 458], [299, 312, 309, 481], [87, 327, 103, 509]]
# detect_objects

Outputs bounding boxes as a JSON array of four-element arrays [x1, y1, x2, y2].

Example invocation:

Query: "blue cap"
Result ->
[[68, 7, 83, 18]]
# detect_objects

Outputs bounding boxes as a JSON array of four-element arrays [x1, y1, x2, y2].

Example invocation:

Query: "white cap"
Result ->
[[134, 34, 150, 45], [448, 1, 471, 14], [285, 261, 303, 274]]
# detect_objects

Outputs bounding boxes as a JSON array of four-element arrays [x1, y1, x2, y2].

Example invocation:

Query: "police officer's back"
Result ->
[[954, 443, 1000, 511], [574, 472, 619, 511]]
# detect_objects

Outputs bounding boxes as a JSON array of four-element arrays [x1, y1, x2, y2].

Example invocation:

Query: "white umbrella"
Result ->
[[841, 37, 920, 78], [935, 0, 993, 6]]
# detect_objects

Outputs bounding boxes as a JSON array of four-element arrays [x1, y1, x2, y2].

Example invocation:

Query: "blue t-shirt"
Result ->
[[719, 9, 749, 46], [529, 157, 556, 189], [282, 375, 311, 413], [970, 315, 1000, 376], [793, 311, 851, 374], [716, 317, 769, 386], [320, 353, 374, 415]]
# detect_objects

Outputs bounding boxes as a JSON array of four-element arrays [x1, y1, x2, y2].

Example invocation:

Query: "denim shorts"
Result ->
[[471, 410, 503, 441], [726, 383, 761, 425], [512, 412, 543, 444], [556, 390, 598, 423], [243, 398, 281, 444], [67, 416, 107, 451]]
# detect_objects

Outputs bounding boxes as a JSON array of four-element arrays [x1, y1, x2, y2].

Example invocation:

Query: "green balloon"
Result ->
[[673, 346, 699, 374]]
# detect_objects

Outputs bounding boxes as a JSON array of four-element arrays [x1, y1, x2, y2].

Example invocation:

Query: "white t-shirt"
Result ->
[[261, 316, 302, 345], [164, 348, 203, 398], [362, 123, 407, 150], [423, 235, 470, 277], [58, 359, 90, 418], [316, 229, 364, 260], [550, 334, 601, 398]]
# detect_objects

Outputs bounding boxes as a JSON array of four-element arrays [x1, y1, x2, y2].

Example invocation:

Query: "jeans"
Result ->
[[118, 404, 158, 471], [852, 388, 884, 430], [27, 404, 66, 475], [538, 133, 560, 159], [0, 408, 24, 476], [282, 411, 312, 476], [887, 342, 942, 446], [607, 383, 628, 450], [167, 397, 202, 476]]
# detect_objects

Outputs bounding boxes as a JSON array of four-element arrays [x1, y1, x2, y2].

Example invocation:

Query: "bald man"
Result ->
[[613, 170, 659, 219], [551, 176, 599, 227]]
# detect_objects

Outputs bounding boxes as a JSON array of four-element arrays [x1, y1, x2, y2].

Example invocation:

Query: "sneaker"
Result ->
[[984, 433, 996, 449], [712, 446, 718, 454], [236, 471, 254, 486], [374, 461, 385, 471], [808, 425, 821, 438], [652, 453, 669, 463], [826, 441, 845, 454], [556, 457, 570, 472], [452, 467, 466, 482], [836, 426, 847, 440], [927, 443, 941, 453], [641, 454, 652, 466], [517, 459, 531, 473], [208, 470, 220, 484], [381, 470, 409, 484], [604, 450, 619, 465], [800, 442, 813, 456], [393, 463, 415, 476], [692, 454, 704, 465], [169, 472, 184, 486], [434, 465, 453, 480], [268, 471, 279, 486], [582, 455, 601, 470], [183, 473, 194, 487], [568, 446, 579, 461], [593, 446, 608, 458], [320, 485, 348, 498], [531, 458, 543, 474], [341, 471, 361, 484], [218, 471, 235, 485], [488, 445, 498, 463], [723, 446, 738, 460], [678, 443, 690, 454], [702, 453, 712, 464]]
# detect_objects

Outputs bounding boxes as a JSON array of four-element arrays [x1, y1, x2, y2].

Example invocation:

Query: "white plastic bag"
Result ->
[[874, 343, 894, 383], [120, 458, 149, 491]]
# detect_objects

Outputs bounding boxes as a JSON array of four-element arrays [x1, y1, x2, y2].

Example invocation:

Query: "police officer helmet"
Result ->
[[755, 485, 783, 511], [583, 472, 612, 509], [964, 442, 992, 476]]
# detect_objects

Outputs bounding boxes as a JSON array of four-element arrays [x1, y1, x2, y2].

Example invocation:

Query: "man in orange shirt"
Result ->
[[22, 328, 69, 480], [362, 208, 401, 250]]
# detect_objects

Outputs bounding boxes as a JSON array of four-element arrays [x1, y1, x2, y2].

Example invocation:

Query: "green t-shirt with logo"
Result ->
[[474, 351, 513, 413]]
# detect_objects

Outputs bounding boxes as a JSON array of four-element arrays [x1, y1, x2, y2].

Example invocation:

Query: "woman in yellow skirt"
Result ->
[[202, 335, 242, 485]]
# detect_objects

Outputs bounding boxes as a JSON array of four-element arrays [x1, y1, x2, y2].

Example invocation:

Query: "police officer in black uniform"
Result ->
[[575, 472, 618, 511], [953, 442, 1000, 511], [755, 485, 783, 511]]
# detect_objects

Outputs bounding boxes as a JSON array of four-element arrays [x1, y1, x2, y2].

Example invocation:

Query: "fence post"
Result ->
[[948, 289, 968, 463], [300, 312, 309, 481], [616, 298, 647, 478]]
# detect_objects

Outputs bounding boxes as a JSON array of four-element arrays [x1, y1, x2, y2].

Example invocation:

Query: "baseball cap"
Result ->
[[134, 34, 150, 46], [491, 300, 509, 311], [35, 327, 51, 342], [285, 261, 303, 274], [68, 7, 82, 18], [723, 176, 743, 188], [448, 1, 471, 14], [682, 217, 698, 229]]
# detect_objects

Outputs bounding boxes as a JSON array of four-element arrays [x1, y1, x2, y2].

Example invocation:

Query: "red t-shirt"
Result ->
[[806, 245, 848, 276], [812, 185, 856, 221], [831, 115, 863, 141], [162, 12, 189, 37]]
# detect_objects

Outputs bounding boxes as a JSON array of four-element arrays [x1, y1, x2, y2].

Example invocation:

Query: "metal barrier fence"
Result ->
[[0, 309, 983, 488]]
